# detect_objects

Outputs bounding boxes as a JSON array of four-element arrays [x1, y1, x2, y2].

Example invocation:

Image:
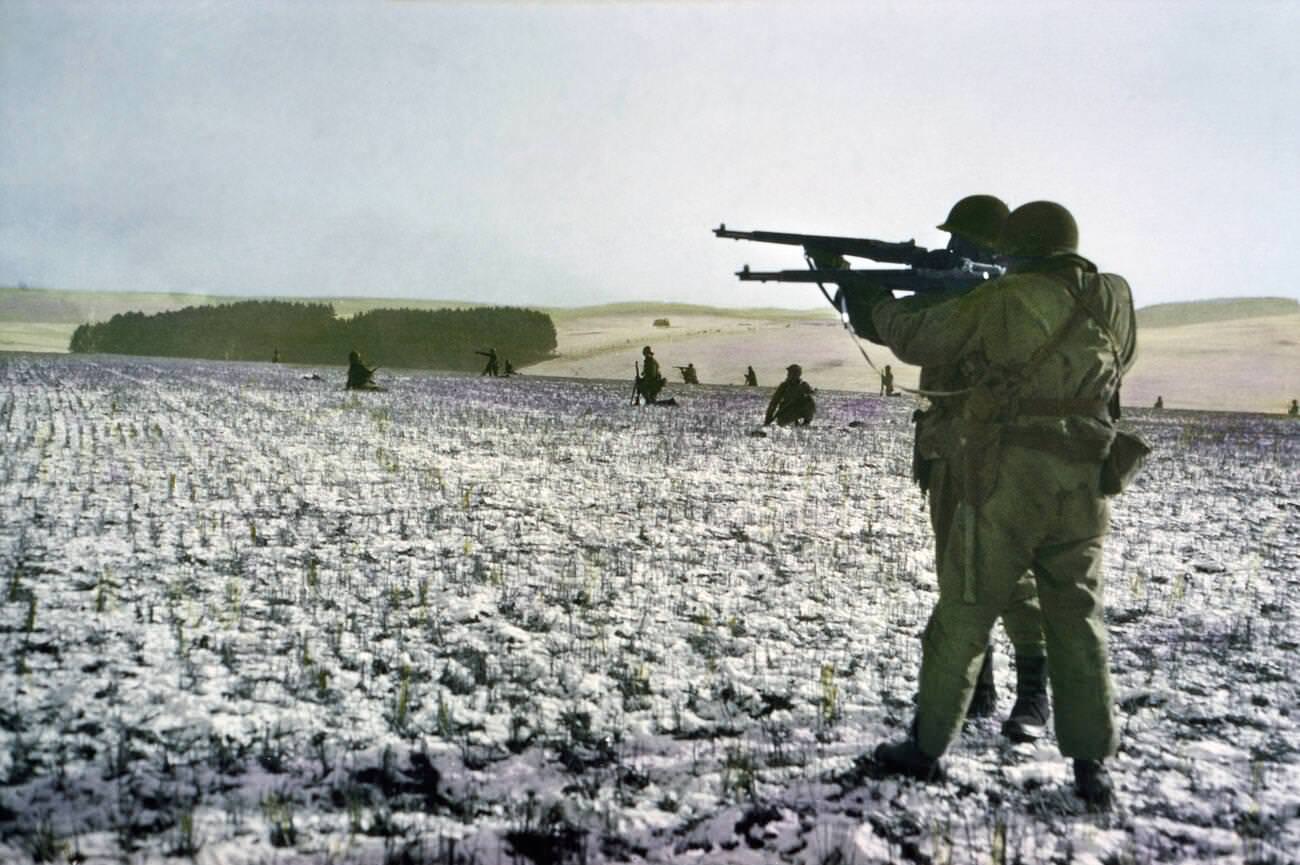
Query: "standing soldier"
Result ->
[[477, 348, 501, 377], [843, 195, 1050, 740], [635, 345, 667, 404], [272, 347, 281, 364], [744, 366, 758, 387], [764, 364, 816, 426], [856, 201, 1138, 811], [880, 365, 895, 397]]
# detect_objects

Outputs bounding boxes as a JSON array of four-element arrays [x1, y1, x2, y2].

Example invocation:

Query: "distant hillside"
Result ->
[[1138, 296, 1298, 328], [0, 285, 486, 325], [543, 301, 826, 322]]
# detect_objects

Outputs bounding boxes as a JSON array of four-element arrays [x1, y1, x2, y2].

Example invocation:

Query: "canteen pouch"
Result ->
[[1100, 429, 1151, 495]]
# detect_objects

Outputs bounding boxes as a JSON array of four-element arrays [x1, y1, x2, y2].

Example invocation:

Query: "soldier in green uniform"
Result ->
[[677, 363, 700, 384], [477, 348, 501, 377], [744, 366, 758, 387], [1288, 399, 1297, 417], [636, 346, 667, 404], [1154, 395, 1164, 410], [858, 201, 1138, 810], [844, 196, 1050, 741], [765, 364, 816, 426], [880, 365, 895, 396], [346, 350, 378, 390]]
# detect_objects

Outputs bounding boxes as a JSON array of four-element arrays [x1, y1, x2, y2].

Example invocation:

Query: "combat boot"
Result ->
[[1073, 759, 1114, 811], [1001, 654, 1050, 743], [966, 647, 997, 718], [873, 722, 943, 782]]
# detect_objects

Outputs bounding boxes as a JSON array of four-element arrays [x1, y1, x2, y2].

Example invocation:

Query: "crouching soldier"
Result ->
[[346, 350, 380, 390], [765, 364, 816, 426]]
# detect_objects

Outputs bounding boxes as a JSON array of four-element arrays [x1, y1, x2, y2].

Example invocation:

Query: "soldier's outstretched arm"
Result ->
[[868, 281, 988, 367]]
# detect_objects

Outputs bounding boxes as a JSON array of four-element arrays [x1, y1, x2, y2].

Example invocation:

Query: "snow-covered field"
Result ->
[[1, 354, 1297, 865]]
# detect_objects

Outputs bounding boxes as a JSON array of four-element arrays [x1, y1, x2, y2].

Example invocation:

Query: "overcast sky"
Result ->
[[2, 0, 1296, 310]]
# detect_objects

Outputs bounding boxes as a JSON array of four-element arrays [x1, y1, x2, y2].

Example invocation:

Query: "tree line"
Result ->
[[68, 300, 557, 371]]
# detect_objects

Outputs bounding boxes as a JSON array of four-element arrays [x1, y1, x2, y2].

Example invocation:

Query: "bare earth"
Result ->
[[531, 309, 1300, 415]]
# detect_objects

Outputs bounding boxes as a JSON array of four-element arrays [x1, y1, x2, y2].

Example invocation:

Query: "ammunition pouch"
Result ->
[[1100, 429, 1152, 496]]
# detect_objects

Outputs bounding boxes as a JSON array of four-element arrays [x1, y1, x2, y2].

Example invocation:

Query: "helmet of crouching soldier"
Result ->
[[999, 201, 1079, 257], [936, 195, 1010, 249]]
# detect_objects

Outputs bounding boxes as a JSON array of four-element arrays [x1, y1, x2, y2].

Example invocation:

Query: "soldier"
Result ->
[[504, 359, 516, 377], [744, 366, 758, 387], [1154, 395, 1164, 410], [677, 363, 700, 384], [1288, 399, 1297, 417], [477, 348, 500, 377], [272, 347, 281, 364], [880, 364, 895, 397], [858, 201, 1137, 811], [846, 196, 1049, 741], [346, 349, 378, 390], [635, 346, 667, 404], [764, 364, 816, 426]]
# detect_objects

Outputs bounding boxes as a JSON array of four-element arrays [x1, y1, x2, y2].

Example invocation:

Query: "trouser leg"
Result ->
[[1032, 533, 1118, 760], [966, 644, 997, 718], [1000, 572, 1046, 658], [914, 500, 1029, 756]]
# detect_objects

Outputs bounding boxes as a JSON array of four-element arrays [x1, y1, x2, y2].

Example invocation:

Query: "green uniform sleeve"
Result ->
[[870, 283, 994, 367], [765, 381, 787, 422]]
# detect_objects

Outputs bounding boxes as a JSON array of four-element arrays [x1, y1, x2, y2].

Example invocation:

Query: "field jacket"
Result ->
[[868, 255, 1138, 502]]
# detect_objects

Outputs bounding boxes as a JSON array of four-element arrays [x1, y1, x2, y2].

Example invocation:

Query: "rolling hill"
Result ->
[[1, 286, 1296, 413]]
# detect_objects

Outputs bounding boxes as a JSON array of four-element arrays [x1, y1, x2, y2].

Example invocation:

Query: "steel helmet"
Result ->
[[936, 195, 1010, 249], [999, 201, 1078, 256]]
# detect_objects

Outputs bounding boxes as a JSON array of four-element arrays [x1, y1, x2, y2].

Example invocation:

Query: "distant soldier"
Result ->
[[635, 345, 667, 404], [1154, 395, 1164, 409], [1288, 399, 1298, 417], [346, 350, 378, 390], [272, 347, 281, 364], [477, 348, 500, 377], [765, 364, 816, 426], [744, 366, 758, 387], [880, 364, 896, 396], [504, 359, 516, 377], [677, 363, 700, 384]]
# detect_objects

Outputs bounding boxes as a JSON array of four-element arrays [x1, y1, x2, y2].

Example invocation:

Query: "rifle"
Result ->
[[734, 263, 999, 295], [714, 222, 1004, 296], [714, 223, 928, 267], [631, 362, 642, 405]]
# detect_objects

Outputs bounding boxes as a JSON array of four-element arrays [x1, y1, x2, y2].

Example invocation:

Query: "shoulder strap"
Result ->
[[1018, 279, 1090, 381]]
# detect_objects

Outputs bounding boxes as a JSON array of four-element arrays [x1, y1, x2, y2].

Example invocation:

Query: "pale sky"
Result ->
[[2, 0, 1296, 309]]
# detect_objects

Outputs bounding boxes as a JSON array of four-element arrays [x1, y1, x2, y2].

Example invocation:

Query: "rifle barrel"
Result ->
[[714, 224, 925, 265], [734, 266, 992, 294]]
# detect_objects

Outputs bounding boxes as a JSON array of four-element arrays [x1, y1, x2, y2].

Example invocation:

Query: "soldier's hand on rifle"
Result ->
[[917, 249, 965, 271], [803, 246, 848, 270]]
